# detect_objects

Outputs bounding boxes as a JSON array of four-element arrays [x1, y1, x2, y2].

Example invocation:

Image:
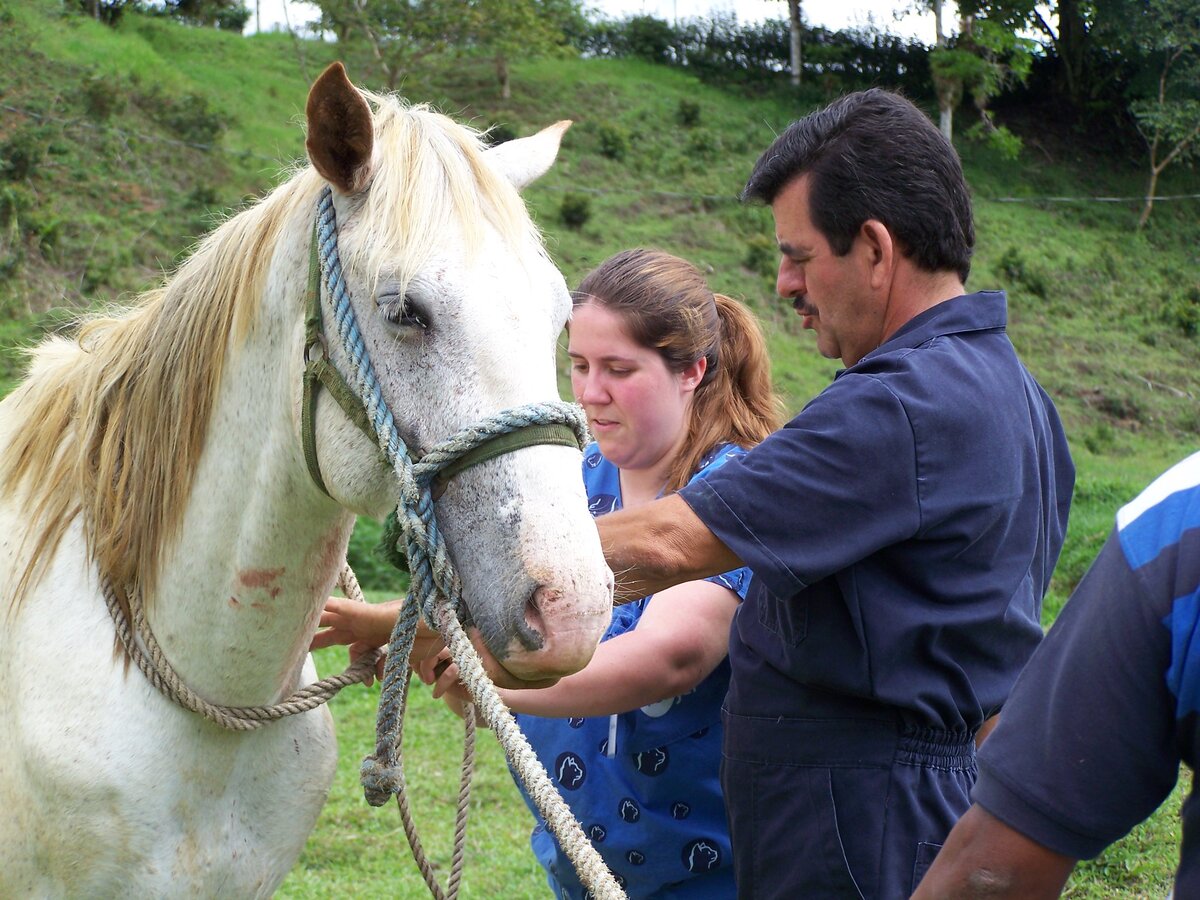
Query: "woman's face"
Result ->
[[567, 302, 704, 472]]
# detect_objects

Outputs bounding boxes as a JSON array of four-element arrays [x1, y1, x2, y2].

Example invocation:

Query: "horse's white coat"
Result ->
[[0, 71, 611, 897]]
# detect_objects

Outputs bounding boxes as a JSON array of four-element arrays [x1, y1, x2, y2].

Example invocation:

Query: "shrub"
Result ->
[[152, 91, 226, 146], [1161, 285, 1200, 337], [82, 74, 127, 121], [743, 233, 777, 278], [0, 126, 52, 181], [559, 191, 591, 231], [677, 99, 701, 128], [625, 15, 675, 62], [485, 123, 518, 146], [594, 121, 629, 160], [997, 245, 1048, 298], [686, 128, 720, 160]]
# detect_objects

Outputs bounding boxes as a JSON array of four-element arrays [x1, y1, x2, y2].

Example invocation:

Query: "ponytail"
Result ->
[[665, 293, 783, 493]]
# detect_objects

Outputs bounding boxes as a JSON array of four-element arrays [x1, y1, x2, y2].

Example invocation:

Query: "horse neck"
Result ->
[[148, 268, 354, 708]]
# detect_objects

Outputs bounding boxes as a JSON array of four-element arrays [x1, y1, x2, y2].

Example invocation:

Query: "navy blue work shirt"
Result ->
[[680, 291, 1075, 733]]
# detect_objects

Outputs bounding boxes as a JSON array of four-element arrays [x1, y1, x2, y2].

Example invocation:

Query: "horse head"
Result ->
[[297, 63, 612, 681]]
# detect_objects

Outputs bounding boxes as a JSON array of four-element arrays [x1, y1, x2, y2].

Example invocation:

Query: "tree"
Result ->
[[924, 1, 1033, 152], [1127, 0, 1200, 228], [786, 0, 803, 86], [167, 0, 250, 30], [467, 0, 584, 100], [965, 0, 1123, 110], [311, 0, 466, 91], [76, 0, 136, 26], [313, 0, 581, 98], [929, 0, 959, 140]]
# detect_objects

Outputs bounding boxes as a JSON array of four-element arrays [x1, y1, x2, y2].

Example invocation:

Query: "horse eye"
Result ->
[[377, 288, 429, 331]]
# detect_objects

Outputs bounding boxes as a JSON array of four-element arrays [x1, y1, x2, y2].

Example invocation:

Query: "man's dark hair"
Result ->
[[743, 88, 974, 283]]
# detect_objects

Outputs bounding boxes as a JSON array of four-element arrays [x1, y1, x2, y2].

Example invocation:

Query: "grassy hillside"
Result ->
[[1, 3, 1197, 896]]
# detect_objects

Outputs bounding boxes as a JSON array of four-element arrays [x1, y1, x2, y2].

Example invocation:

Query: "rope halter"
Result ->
[[305, 186, 624, 899], [300, 187, 583, 501]]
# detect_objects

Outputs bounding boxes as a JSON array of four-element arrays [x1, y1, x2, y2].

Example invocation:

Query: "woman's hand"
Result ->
[[311, 596, 403, 685]]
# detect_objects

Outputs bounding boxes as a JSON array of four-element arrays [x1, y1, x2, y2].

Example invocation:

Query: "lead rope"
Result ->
[[104, 564, 380, 731], [313, 187, 625, 900]]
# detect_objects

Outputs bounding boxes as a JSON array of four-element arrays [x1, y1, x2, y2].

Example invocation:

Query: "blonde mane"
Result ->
[[1, 90, 539, 609]]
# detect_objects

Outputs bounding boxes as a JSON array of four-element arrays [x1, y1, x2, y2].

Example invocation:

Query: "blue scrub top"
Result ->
[[515, 443, 751, 899], [681, 291, 1075, 732]]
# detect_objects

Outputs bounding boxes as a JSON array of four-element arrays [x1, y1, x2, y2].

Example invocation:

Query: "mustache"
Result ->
[[791, 296, 816, 316]]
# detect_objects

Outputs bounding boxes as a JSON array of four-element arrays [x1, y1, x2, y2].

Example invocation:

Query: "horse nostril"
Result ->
[[517, 589, 548, 652]]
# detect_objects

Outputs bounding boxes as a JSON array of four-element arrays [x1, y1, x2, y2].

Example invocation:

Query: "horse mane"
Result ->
[[1, 89, 540, 609]]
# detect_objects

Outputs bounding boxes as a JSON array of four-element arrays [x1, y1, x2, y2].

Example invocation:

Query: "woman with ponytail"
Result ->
[[420, 248, 782, 898]]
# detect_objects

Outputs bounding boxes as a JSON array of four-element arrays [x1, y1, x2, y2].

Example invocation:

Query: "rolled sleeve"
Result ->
[[679, 373, 920, 600]]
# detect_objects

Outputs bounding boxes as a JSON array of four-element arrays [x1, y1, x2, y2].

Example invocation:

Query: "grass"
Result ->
[[291, 615, 1190, 898], [280, 636, 549, 898], [1, 3, 1198, 895]]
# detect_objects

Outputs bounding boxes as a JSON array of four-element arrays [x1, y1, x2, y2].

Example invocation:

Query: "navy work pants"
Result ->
[[721, 711, 975, 899]]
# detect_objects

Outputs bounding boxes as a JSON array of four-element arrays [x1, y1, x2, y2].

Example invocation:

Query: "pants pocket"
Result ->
[[912, 841, 943, 894], [724, 757, 865, 899]]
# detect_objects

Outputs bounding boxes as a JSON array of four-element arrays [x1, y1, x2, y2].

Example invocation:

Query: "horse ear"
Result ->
[[485, 120, 572, 190], [306, 62, 374, 196]]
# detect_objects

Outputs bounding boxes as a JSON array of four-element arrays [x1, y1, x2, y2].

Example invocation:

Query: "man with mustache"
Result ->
[[595, 88, 1076, 898]]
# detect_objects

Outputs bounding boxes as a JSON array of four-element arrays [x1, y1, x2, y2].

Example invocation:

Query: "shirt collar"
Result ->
[[850, 290, 1009, 372]]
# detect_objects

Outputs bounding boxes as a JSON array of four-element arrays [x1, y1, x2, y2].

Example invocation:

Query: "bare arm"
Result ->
[[597, 493, 741, 603], [311, 596, 556, 690], [423, 579, 738, 718], [911, 805, 1077, 899]]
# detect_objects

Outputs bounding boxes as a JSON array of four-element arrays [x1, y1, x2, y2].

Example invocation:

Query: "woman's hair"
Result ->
[[574, 248, 784, 494]]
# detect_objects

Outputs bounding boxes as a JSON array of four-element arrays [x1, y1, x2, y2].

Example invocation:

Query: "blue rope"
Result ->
[[310, 187, 588, 806]]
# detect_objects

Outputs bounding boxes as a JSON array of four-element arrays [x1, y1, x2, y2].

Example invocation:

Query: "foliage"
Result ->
[[162, 0, 250, 31], [676, 98, 701, 128], [1123, 0, 1200, 228], [592, 120, 630, 160], [965, 120, 1024, 158], [559, 191, 591, 230], [75, 0, 137, 26], [310, 0, 467, 90], [461, 0, 584, 99], [577, 12, 932, 95], [309, 0, 583, 96]]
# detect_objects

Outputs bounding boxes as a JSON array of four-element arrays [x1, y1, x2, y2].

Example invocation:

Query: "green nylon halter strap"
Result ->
[[430, 423, 582, 499], [301, 220, 582, 501]]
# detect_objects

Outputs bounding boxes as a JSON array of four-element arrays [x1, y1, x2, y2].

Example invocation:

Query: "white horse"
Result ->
[[0, 62, 612, 897]]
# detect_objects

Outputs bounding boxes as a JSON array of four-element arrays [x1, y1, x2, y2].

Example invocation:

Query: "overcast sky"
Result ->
[[247, 1, 943, 43]]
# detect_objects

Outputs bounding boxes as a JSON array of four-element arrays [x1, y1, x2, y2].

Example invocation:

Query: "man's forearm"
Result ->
[[913, 805, 1076, 899], [596, 493, 741, 602]]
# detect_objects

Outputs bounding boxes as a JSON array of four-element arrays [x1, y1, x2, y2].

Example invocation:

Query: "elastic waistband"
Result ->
[[721, 708, 976, 770]]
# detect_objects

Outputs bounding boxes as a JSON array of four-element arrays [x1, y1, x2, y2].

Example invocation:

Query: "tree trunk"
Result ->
[[1138, 166, 1159, 230], [1055, 0, 1087, 106], [932, 0, 953, 143], [496, 53, 511, 100], [788, 0, 802, 87]]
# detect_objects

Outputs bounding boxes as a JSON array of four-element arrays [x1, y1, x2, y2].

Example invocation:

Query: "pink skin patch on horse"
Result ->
[[231, 568, 286, 610]]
